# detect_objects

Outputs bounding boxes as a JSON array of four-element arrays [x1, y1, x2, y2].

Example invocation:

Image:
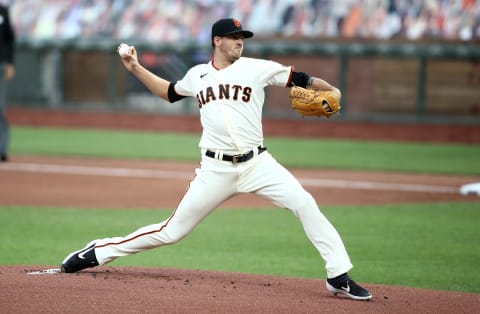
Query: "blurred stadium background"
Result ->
[[4, 0, 480, 123]]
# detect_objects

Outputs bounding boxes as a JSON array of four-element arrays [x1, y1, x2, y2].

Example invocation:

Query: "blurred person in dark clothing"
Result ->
[[0, 3, 15, 162]]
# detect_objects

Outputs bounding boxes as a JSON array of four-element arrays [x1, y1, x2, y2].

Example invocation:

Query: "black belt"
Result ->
[[205, 146, 267, 164]]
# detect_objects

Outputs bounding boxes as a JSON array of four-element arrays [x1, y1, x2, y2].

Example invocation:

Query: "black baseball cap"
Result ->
[[211, 18, 254, 40]]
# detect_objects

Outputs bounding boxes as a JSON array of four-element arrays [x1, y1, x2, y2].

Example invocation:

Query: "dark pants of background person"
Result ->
[[0, 64, 10, 159]]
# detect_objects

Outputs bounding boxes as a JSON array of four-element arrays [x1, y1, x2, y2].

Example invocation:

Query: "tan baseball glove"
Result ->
[[289, 86, 341, 118]]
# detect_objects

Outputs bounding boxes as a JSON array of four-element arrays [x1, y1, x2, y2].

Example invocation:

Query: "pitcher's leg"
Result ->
[[241, 153, 352, 278], [93, 167, 237, 265], [285, 191, 353, 278]]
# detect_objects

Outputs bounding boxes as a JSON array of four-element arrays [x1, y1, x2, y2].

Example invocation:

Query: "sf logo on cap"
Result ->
[[233, 19, 241, 28]]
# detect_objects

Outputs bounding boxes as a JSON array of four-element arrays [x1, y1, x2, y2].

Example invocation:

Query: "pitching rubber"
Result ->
[[27, 268, 61, 275]]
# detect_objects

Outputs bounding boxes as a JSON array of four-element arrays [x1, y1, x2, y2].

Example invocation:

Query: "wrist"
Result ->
[[307, 77, 314, 88]]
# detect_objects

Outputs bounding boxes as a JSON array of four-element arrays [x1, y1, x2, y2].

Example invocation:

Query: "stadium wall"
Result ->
[[7, 39, 480, 124]]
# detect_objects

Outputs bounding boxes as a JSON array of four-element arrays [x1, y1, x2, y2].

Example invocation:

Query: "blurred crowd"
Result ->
[[4, 0, 480, 42]]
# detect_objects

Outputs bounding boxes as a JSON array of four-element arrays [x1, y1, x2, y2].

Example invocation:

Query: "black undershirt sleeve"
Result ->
[[168, 82, 187, 103], [288, 71, 311, 88]]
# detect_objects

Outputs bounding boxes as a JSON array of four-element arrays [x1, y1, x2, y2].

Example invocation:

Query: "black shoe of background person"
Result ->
[[0, 153, 8, 162]]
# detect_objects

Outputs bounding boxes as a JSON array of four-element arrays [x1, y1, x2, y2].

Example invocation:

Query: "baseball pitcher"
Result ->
[[60, 18, 371, 301]]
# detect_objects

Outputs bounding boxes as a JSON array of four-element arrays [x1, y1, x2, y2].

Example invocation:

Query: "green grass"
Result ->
[[11, 127, 201, 161], [1, 203, 479, 293], [11, 126, 480, 175], [4, 126, 480, 293]]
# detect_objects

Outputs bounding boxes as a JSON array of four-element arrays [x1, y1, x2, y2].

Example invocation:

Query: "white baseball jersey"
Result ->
[[175, 57, 292, 152], [92, 56, 353, 280]]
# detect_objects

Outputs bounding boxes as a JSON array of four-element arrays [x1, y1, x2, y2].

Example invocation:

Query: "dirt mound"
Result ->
[[2, 266, 478, 313]]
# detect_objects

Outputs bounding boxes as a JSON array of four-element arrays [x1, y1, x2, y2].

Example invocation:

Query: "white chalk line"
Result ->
[[298, 178, 457, 193], [0, 162, 459, 194], [1, 162, 187, 180]]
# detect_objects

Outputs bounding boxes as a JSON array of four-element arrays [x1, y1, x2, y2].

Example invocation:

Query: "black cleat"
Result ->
[[0, 153, 8, 162], [60, 241, 99, 273], [326, 273, 372, 301]]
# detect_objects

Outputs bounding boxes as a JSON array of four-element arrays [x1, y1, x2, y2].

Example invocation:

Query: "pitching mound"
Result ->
[[2, 266, 478, 313]]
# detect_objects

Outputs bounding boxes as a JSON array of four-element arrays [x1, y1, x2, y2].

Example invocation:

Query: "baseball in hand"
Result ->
[[118, 43, 130, 57]]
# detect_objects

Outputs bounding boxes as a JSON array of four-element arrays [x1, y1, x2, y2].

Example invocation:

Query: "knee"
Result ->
[[288, 192, 318, 216], [162, 229, 188, 244]]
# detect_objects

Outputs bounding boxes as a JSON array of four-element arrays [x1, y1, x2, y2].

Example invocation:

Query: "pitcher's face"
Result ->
[[217, 34, 244, 63]]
